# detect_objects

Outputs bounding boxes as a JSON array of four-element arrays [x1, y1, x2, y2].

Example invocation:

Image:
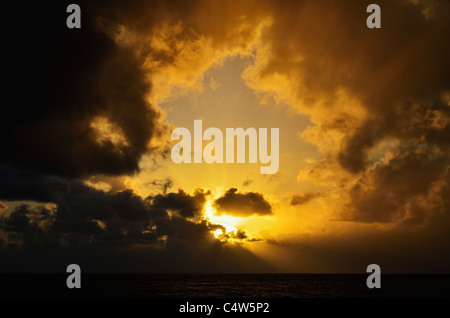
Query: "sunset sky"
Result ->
[[1, 0, 449, 273]]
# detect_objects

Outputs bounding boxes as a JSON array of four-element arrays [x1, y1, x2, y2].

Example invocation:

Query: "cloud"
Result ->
[[240, 0, 450, 226], [0, 0, 273, 273], [116, 0, 267, 106], [2, 0, 270, 179], [242, 177, 253, 187], [1, 0, 449, 273], [0, 202, 7, 215], [290, 192, 318, 206], [0, 171, 267, 271], [0, 180, 266, 271], [336, 147, 448, 224], [2, 1, 168, 178], [149, 188, 210, 218], [213, 188, 273, 217], [4, 0, 447, 228], [144, 178, 174, 194]]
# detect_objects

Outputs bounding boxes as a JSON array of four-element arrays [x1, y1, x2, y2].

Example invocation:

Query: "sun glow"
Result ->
[[204, 199, 240, 236]]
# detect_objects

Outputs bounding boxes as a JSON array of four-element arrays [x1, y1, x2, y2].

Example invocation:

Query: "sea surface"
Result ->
[[1, 273, 449, 298]]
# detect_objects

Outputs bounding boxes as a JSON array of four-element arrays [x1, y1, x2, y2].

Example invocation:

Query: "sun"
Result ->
[[203, 199, 241, 237]]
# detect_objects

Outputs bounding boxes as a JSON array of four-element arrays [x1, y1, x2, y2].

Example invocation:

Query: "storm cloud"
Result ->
[[253, 0, 450, 225], [1, 0, 449, 273], [0, 177, 266, 271], [2, 1, 165, 178]]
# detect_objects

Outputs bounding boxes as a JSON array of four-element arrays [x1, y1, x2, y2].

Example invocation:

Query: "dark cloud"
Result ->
[[337, 147, 448, 224], [264, 0, 450, 114], [290, 192, 318, 206], [213, 188, 272, 217], [0, 0, 273, 273], [2, 1, 165, 178], [4, 206, 31, 230], [149, 188, 209, 218], [255, 0, 450, 226], [334, 98, 450, 224], [247, 237, 264, 242], [0, 181, 266, 271], [0, 166, 71, 203], [145, 179, 173, 194], [0, 158, 260, 271], [1, 0, 449, 273], [338, 100, 450, 175], [0, 202, 6, 213], [0, 173, 207, 243]]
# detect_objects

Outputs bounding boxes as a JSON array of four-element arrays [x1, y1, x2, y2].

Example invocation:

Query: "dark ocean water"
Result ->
[[1, 273, 449, 298]]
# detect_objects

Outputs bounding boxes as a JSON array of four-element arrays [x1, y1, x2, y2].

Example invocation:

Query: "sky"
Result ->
[[0, 0, 449, 273]]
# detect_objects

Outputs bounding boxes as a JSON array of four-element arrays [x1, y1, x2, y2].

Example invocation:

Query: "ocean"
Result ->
[[1, 273, 449, 298]]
